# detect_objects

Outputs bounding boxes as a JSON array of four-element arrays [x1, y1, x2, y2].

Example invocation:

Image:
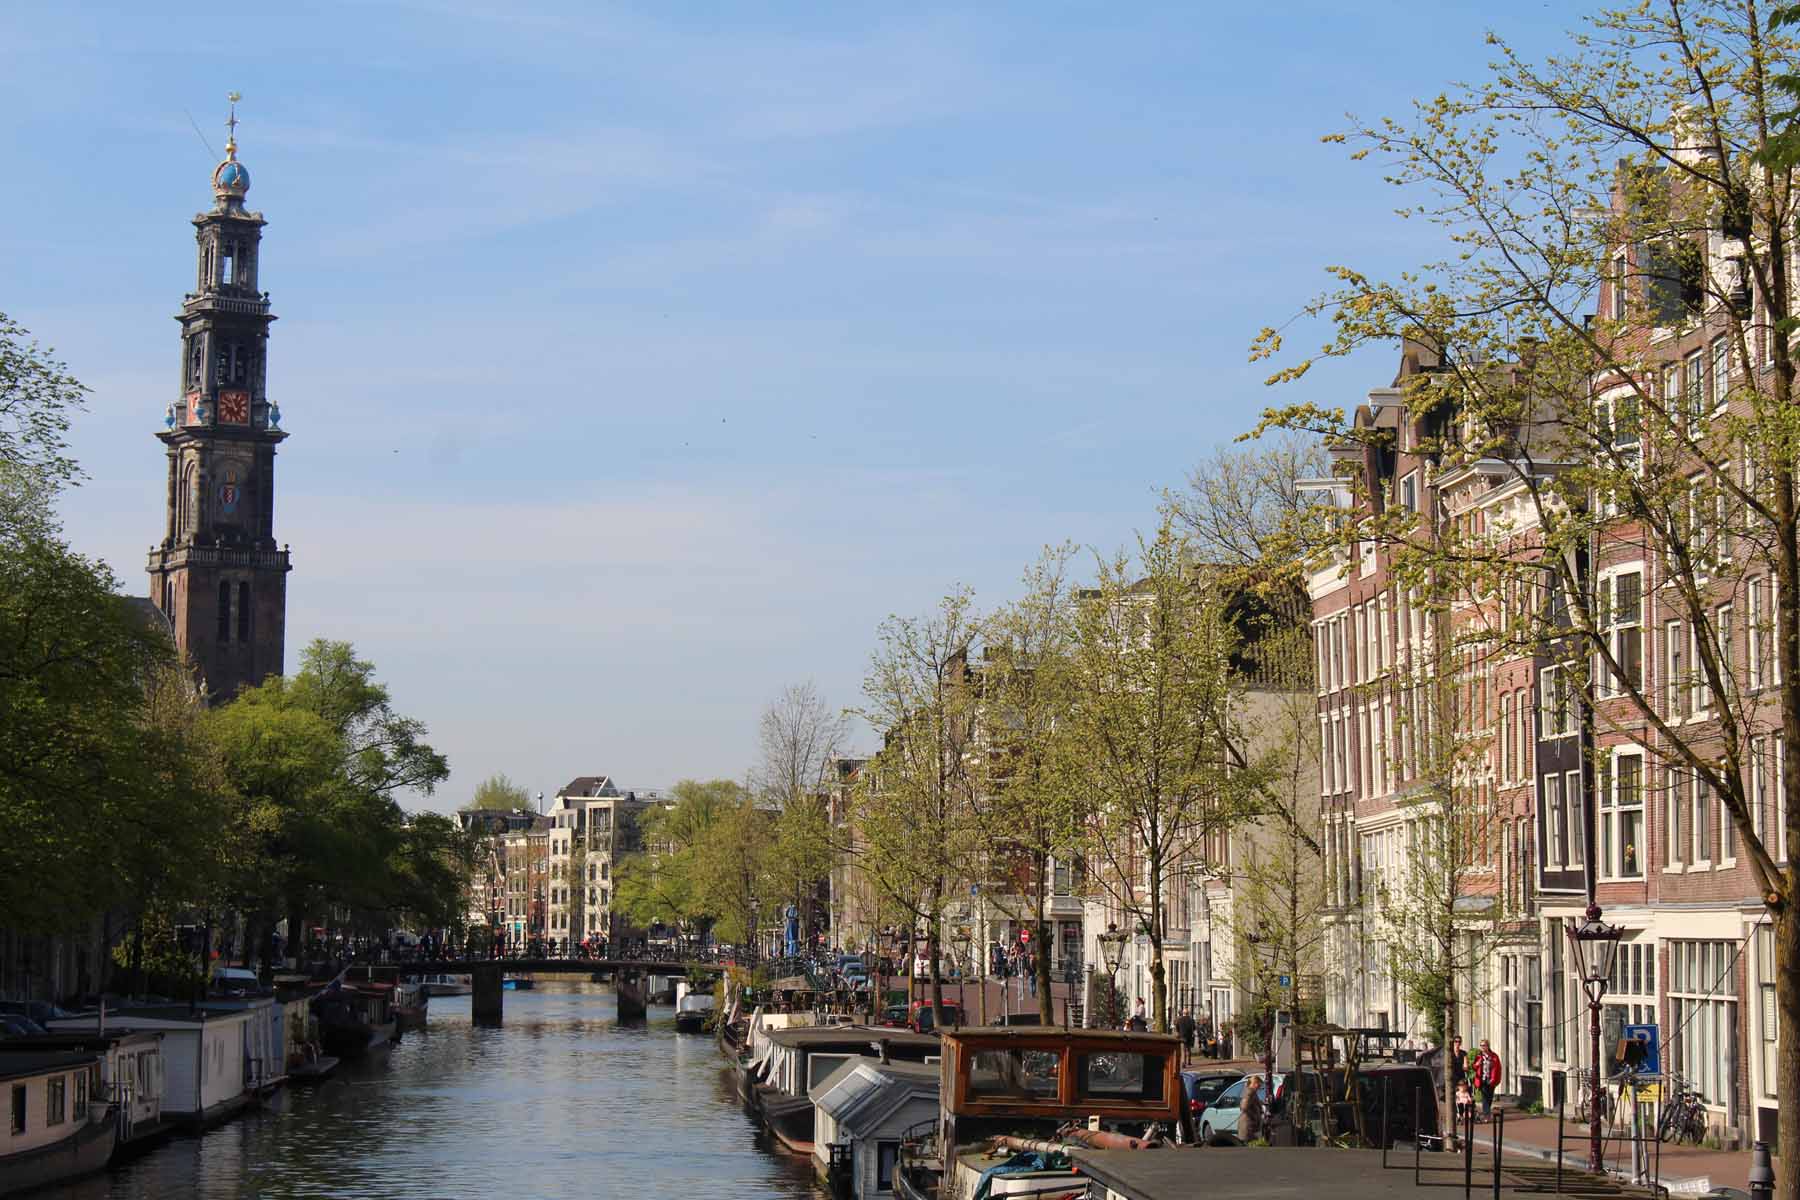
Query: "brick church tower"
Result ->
[[147, 99, 291, 703]]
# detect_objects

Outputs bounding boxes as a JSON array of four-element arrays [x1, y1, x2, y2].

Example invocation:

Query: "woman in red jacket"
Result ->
[[1471, 1039, 1503, 1118]]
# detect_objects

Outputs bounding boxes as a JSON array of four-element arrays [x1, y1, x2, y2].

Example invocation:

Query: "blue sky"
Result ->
[[3, 1, 1570, 809]]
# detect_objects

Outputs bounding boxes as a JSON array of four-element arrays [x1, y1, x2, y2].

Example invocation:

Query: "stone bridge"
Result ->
[[394, 957, 741, 1023]]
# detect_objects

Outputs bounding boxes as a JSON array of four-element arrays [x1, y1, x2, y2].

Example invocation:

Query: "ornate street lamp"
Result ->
[[1098, 923, 1127, 1028], [1567, 904, 1624, 1174]]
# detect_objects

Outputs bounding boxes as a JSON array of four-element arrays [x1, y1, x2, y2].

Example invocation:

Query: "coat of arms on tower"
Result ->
[[218, 469, 241, 516]]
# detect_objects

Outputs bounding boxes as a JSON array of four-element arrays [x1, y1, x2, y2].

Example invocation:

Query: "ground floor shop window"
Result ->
[[1668, 939, 1739, 1107]]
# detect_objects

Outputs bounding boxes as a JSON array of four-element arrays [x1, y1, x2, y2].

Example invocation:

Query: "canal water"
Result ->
[[43, 981, 825, 1200]]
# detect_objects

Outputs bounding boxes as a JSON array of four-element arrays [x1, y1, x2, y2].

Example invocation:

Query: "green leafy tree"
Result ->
[[854, 588, 984, 1028], [461, 772, 531, 812], [206, 640, 452, 959], [1254, 4, 1800, 1180], [976, 543, 1087, 1023], [1070, 519, 1243, 1034]]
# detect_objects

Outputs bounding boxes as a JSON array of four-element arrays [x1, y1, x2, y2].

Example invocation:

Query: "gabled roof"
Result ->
[[558, 776, 620, 799], [812, 1059, 939, 1135]]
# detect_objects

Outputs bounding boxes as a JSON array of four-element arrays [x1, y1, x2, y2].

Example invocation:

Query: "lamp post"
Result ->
[[1098, 923, 1127, 1028], [1567, 903, 1624, 1175]]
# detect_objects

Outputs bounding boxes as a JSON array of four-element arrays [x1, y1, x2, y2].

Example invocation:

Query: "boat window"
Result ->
[[1077, 1051, 1166, 1103], [967, 1048, 1062, 1099], [877, 1140, 899, 1190]]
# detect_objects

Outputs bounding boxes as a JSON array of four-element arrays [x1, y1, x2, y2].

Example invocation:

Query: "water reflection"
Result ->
[[44, 981, 823, 1200]]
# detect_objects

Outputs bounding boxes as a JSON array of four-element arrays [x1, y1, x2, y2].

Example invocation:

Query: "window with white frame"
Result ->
[[1568, 772, 1587, 865], [1669, 939, 1739, 1106], [1748, 579, 1766, 691], [1757, 924, 1779, 1099], [1599, 751, 1645, 879], [1545, 771, 1566, 868], [1611, 251, 1628, 320], [1692, 771, 1713, 866], [1540, 663, 1577, 738], [1603, 937, 1657, 1047], [1499, 695, 1512, 783], [1665, 619, 1686, 719], [1601, 570, 1644, 697], [1711, 336, 1729, 409], [1683, 349, 1704, 423], [1690, 620, 1712, 716], [1717, 604, 1735, 706], [1666, 765, 1684, 869]]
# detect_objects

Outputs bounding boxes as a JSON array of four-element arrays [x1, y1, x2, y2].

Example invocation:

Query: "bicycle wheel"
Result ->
[[1681, 1109, 1706, 1146]]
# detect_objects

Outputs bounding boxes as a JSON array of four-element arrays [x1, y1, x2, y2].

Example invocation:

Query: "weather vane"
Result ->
[[225, 91, 242, 155]]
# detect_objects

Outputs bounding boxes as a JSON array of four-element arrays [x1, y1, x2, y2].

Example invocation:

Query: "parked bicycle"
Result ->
[[1656, 1075, 1707, 1145]]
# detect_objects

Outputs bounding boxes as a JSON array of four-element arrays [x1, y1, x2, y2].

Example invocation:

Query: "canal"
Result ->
[[43, 981, 825, 1200]]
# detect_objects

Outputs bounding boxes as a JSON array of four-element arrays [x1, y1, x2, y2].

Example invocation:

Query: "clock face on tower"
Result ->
[[219, 390, 250, 425]]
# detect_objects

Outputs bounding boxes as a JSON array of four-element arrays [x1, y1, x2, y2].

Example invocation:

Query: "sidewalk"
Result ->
[[1484, 1110, 1751, 1195]]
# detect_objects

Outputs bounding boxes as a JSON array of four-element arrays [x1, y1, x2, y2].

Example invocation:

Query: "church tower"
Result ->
[[147, 98, 291, 703]]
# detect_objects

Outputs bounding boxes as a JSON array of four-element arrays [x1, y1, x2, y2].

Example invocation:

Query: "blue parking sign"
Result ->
[[1622, 1023, 1660, 1075]]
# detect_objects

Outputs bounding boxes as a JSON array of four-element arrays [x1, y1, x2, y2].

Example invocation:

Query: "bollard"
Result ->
[[1748, 1140, 1774, 1200], [1415, 1087, 1423, 1186], [1493, 1109, 1503, 1200], [1381, 1076, 1391, 1166], [1555, 1101, 1564, 1193], [1464, 1105, 1475, 1199]]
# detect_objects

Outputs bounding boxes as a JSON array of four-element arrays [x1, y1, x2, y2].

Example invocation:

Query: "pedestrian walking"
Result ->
[[1175, 1008, 1196, 1063], [1239, 1075, 1266, 1143], [1471, 1039, 1502, 1118]]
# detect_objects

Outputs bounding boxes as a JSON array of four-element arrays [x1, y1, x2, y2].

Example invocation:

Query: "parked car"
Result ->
[[0, 1000, 73, 1027], [878, 1004, 910, 1028], [908, 1000, 964, 1033], [1196, 1073, 1287, 1145], [0, 1014, 46, 1039], [1180, 1069, 1245, 1123]]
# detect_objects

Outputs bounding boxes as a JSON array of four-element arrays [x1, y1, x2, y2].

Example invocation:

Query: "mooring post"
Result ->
[[471, 964, 503, 1025]]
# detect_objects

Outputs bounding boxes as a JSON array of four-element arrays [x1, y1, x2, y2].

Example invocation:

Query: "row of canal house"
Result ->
[[1306, 321, 1786, 1148]]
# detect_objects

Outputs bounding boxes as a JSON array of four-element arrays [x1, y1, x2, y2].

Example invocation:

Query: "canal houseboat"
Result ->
[[50, 1001, 277, 1131], [751, 1027, 940, 1155], [0, 1051, 113, 1196], [812, 1058, 939, 1199], [0, 1027, 169, 1156], [310, 981, 398, 1060], [893, 1026, 1181, 1200], [674, 981, 715, 1034], [347, 966, 429, 1032]]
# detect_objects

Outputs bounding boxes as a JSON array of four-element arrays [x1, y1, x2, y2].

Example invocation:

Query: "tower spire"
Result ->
[[225, 92, 241, 160]]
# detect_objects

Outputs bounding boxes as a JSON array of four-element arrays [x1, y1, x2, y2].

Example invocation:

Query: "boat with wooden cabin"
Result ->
[[892, 1026, 1182, 1200], [0, 1051, 114, 1196], [310, 981, 397, 1060]]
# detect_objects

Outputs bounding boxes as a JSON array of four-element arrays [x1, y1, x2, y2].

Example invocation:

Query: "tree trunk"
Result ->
[[128, 918, 143, 1001], [1150, 942, 1167, 1034], [1036, 917, 1054, 1026], [929, 919, 945, 1029], [1777, 900, 1799, 1200]]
